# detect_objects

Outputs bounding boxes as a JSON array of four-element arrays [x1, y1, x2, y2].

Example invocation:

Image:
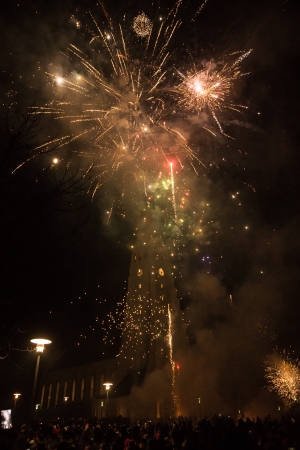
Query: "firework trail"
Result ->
[[169, 162, 177, 222], [168, 304, 176, 409], [264, 349, 300, 406]]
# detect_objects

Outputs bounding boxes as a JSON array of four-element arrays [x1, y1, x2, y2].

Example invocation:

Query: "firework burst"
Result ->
[[264, 350, 300, 406], [173, 50, 252, 136], [132, 12, 153, 37]]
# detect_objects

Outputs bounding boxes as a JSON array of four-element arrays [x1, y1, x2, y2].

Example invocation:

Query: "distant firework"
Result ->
[[264, 350, 300, 406], [132, 12, 152, 37]]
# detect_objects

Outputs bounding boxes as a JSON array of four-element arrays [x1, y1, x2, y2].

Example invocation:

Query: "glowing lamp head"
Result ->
[[103, 382, 113, 390], [64, 396, 69, 402], [56, 77, 63, 85], [31, 338, 52, 353], [53, 158, 58, 164], [14, 393, 21, 399]]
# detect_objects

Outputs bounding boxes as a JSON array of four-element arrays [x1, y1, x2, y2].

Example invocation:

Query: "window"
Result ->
[[80, 378, 85, 400], [55, 382, 60, 406], [72, 380, 76, 401], [161, 284, 163, 288], [139, 284, 141, 289], [63, 381, 68, 398], [40, 385, 45, 408], [90, 376, 94, 399], [47, 383, 52, 409]]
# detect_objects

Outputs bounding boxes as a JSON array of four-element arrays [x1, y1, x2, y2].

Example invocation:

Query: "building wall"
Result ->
[[37, 358, 118, 418]]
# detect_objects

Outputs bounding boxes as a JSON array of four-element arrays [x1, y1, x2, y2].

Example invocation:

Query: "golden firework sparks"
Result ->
[[265, 350, 300, 406], [173, 51, 252, 136], [132, 12, 153, 38]]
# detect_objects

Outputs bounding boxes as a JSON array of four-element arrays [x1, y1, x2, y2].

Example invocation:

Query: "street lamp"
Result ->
[[103, 382, 113, 400], [197, 397, 202, 420], [63, 396, 69, 420], [103, 383, 113, 417], [30, 338, 51, 413], [13, 393, 21, 415]]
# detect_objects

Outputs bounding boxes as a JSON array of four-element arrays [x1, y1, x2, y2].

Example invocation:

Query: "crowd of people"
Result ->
[[1, 414, 300, 450]]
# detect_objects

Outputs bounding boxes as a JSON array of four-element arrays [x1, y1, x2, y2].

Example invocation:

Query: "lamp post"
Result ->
[[197, 397, 202, 420], [13, 393, 21, 416], [30, 338, 51, 414], [63, 396, 69, 421], [103, 383, 113, 417]]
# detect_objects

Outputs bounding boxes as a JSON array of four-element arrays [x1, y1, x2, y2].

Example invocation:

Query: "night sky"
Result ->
[[0, 0, 300, 413]]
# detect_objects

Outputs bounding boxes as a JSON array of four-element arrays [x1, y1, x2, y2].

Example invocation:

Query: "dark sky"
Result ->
[[0, 0, 300, 412]]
